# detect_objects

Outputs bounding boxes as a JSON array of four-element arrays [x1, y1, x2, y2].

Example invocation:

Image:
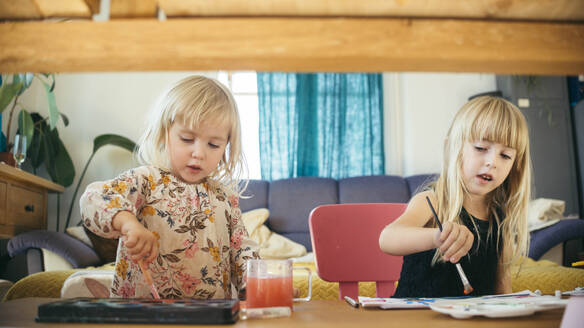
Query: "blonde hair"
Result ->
[[137, 75, 247, 194], [432, 96, 532, 270]]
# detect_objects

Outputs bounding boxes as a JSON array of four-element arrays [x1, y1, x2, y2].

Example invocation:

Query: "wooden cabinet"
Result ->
[[0, 164, 64, 238]]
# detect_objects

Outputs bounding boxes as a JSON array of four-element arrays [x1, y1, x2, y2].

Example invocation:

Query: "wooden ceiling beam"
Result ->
[[158, 0, 584, 21], [0, 18, 582, 74]]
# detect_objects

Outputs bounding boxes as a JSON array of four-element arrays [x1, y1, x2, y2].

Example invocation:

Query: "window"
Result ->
[[217, 71, 261, 179]]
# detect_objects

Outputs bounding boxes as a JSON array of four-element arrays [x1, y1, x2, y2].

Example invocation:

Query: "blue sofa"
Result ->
[[239, 174, 434, 251]]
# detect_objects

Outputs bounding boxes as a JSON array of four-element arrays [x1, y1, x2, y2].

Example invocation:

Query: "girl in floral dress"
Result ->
[[81, 75, 259, 299]]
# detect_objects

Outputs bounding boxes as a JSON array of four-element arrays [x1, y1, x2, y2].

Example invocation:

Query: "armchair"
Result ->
[[2, 230, 101, 283]]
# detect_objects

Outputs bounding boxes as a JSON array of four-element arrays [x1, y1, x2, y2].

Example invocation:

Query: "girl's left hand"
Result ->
[[434, 221, 474, 263]]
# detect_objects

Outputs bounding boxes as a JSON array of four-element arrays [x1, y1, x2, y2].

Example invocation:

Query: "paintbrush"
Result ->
[[138, 259, 161, 299], [425, 196, 474, 295]]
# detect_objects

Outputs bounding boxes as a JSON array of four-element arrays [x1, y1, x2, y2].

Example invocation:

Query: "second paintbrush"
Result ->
[[425, 196, 474, 295]]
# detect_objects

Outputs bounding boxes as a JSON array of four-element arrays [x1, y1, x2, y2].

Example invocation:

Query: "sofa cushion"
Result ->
[[269, 177, 338, 251], [405, 174, 436, 196], [338, 175, 410, 203], [240, 180, 269, 213]]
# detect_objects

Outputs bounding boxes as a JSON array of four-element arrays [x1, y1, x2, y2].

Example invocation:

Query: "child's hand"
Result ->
[[123, 221, 159, 263], [433, 221, 474, 264], [113, 211, 159, 263]]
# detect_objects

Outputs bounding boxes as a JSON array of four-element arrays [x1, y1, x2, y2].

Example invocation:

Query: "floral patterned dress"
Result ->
[[80, 165, 259, 299]]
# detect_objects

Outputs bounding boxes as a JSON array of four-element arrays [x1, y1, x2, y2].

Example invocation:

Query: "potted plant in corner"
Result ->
[[0, 73, 75, 188]]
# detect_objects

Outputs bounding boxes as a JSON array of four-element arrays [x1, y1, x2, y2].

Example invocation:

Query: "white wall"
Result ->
[[5, 72, 496, 231]]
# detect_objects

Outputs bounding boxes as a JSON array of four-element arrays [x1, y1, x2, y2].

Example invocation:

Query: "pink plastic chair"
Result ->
[[308, 203, 406, 300]]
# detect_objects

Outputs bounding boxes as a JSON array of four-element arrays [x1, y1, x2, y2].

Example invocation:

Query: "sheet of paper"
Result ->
[[358, 290, 568, 319]]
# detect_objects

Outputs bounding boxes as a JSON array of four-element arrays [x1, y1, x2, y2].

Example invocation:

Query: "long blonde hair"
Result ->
[[137, 75, 247, 195], [433, 96, 531, 270]]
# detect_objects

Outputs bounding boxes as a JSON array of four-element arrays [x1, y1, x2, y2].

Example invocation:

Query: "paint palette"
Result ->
[[36, 297, 240, 324], [429, 296, 568, 320]]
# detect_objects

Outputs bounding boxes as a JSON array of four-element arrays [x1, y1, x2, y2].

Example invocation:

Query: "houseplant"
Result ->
[[0, 73, 75, 187]]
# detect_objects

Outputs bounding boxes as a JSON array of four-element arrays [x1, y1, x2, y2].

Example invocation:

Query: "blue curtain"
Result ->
[[257, 73, 385, 180]]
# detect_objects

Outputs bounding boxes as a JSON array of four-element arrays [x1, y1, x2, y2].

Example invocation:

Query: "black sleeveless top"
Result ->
[[393, 208, 501, 298]]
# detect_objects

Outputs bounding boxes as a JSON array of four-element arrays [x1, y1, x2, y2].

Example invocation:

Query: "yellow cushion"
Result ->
[[3, 270, 80, 301], [2, 263, 115, 301], [293, 257, 584, 300], [292, 262, 377, 300], [511, 257, 584, 294]]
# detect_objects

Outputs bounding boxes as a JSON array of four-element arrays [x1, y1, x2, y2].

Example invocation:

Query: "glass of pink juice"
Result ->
[[246, 259, 312, 310], [246, 276, 293, 308]]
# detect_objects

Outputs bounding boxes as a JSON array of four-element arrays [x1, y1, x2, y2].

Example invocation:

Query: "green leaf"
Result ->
[[52, 139, 75, 187], [16, 73, 34, 95], [42, 81, 60, 130], [42, 127, 59, 178], [43, 127, 74, 187], [93, 134, 137, 153], [48, 74, 56, 92], [60, 113, 69, 127], [17, 110, 34, 149], [0, 81, 23, 113], [28, 113, 46, 169]]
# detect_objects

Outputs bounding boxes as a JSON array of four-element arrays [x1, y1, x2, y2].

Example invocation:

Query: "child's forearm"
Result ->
[[112, 210, 140, 234], [495, 269, 512, 294], [379, 224, 439, 255]]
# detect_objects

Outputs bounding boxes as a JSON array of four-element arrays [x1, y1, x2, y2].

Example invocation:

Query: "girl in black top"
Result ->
[[379, 96, 532, 297]]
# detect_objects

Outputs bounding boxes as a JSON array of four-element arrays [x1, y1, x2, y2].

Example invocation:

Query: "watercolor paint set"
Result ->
[[36, 297, 240, 324]]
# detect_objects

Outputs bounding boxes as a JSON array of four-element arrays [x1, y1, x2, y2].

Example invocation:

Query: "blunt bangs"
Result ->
[[465, 97, 528, 159]]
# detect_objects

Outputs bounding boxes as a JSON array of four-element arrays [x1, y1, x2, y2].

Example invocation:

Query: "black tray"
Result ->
[[36, 297, 239, 324]]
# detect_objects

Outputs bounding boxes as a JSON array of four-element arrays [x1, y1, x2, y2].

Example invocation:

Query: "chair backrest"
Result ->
[[309, 203, 406, 300]]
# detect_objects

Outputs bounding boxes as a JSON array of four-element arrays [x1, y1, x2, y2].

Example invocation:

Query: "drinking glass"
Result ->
[[246, 259, 312, 310], [13, 134, 26, 169]]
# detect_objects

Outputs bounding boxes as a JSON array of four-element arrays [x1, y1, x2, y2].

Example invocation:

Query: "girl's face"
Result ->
[[461, 140, 516, 200], [167, 120, 229, 184]]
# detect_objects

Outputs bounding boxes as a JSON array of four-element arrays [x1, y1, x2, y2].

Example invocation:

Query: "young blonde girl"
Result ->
[[379, 96, 531, 297], [81, 75, 259, 299]]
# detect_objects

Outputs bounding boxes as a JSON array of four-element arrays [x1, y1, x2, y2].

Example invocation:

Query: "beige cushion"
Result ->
[[65, 226, 93, 247], [41, 249, 74, 271], [242, 208, 307, 259], [527, 198, 565, 232]]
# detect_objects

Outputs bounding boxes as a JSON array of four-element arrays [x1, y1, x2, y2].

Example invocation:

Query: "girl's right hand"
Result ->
[[113, 211, 159, 263], [433, 221, 474, 264]]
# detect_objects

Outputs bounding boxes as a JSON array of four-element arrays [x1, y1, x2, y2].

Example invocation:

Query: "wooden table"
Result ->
[[0, 298, 565, 328]]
